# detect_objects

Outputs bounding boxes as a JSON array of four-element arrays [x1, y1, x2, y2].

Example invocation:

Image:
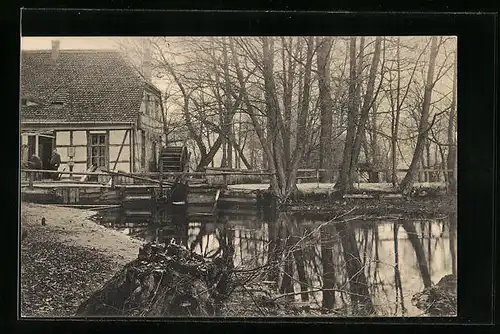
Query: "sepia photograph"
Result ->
[[19, 35, 457, 318]]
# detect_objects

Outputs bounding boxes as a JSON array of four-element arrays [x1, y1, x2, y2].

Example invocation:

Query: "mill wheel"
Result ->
[[159, 146, 189, 173]]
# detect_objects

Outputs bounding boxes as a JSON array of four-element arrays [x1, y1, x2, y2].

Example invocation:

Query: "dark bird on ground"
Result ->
[[41, 217, 46, 226]]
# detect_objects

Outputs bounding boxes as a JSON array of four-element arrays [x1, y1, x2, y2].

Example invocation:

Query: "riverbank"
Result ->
[[20, 202, 143, 317], [229, 182, 454, 218], [281, 194, 457, 219]]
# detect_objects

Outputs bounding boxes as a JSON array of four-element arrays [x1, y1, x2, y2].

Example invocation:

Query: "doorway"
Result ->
[[150, 140, 157, 171], [38, 135, 54, 179]]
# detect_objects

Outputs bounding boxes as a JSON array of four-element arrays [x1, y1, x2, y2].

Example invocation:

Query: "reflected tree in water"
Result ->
[[189, 222, 208, 253], [320, 222, 336, 309], [448, 213, 457, 276], [337, 220, 374, 315], [401, 220, 432, 288], [171, 214, 189, 246], [393, 222, 406, 315], [290, 218, 310, 302], [266, 216, 283, 289], [144, 211, 456, 316], [279, 219, 295, 299]]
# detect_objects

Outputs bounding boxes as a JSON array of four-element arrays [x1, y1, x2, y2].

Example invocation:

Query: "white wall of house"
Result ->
[[108, 129, 131, 173], [21, 127, 138, 177], [53, 129, 133, 174]]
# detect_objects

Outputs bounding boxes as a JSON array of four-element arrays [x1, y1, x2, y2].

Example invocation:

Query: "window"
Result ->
[[149, 96, 155, 117], [155, 100, 160, 119], [144, 94, 151, 116], [27, 135, 36, 157], [89, 133, 107, 168], [141, 131, 146, 168], [21, 98, 39, 107]]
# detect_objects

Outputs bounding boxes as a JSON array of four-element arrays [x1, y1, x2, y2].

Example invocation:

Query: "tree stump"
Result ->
[[411, 274, 457, 316], [75, 241, 233, 316]]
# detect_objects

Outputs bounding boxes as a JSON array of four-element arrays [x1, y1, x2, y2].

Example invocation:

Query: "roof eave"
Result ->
[[144, 81, 162, 96], [21, 120, 137, 125]]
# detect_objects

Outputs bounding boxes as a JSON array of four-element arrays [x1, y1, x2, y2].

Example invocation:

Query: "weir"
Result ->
[[20, 168, 277, 221]]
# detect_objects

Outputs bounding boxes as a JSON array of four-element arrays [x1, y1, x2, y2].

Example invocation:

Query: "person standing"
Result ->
[[50, 148, 61, 180], [28, 154, 42, 180]]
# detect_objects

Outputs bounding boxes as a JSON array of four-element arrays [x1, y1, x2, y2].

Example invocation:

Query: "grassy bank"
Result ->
[[20, 202, 143, 317]]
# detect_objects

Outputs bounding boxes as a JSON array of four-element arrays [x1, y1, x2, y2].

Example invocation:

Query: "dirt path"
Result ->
[[20, 202, 144, 317]]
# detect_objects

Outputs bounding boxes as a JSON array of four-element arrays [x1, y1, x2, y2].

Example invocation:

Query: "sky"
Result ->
[[21, 37, 124, 50]]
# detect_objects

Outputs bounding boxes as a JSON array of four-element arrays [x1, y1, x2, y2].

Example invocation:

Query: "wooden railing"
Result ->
[[20, 168, 277, 188], [21, 167, 454, 189]]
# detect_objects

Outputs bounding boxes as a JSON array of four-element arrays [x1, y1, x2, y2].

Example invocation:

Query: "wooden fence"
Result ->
[[21, 167, 454, 189]]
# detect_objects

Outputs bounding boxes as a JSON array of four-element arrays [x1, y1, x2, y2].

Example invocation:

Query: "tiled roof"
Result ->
[[20, 50, 154, 123]]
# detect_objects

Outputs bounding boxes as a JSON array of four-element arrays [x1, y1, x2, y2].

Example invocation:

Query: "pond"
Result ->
[[93, 209, 457, 317]]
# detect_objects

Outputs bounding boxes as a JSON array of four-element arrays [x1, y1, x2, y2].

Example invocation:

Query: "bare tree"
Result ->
[[350, 37, 383, 177], [447, 50, 457, 193], [316, 37, 335, 182], [336, 37, 383, 194], [336, 37, 359, 194], [400, 36, 440, 193]]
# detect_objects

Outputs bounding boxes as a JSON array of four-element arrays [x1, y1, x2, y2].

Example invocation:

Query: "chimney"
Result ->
[[142, 39, 152, 83], [51, 40, 60, 61]]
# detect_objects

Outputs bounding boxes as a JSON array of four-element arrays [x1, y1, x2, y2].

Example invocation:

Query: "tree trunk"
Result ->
[[285, 36, 314, 198], [447, 50, 457, 194], [370, 104, 380, 182], [335, 37, 358, 195], [425, 139, 432, 181], [316, 37, 334, 182], [281, 37, 296, 170], [350, 37, 383, 173], [400, 36, 439, 194], [260, 37, 289, 197], [229, 39, 282, 196]]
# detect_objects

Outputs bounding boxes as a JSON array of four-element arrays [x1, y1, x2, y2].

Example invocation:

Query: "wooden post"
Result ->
[[223, 173, 228, 188], [357, 167, 361, 188], [316, 169, 320, 188], [28, 171, 34, 189]]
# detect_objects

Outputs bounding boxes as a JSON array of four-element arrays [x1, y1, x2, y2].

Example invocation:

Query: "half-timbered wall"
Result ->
[[53, 129, 132, 174]]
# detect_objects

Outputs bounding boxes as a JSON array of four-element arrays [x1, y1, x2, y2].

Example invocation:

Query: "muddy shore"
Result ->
[[20, 202, 143, 317]]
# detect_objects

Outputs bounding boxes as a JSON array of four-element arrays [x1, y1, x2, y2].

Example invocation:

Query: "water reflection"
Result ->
[[96, 211, 457, 316]]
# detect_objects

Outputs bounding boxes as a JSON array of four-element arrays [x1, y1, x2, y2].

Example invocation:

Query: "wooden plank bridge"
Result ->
[[20, 166, 450, 221], [20, 167, 277, 221]]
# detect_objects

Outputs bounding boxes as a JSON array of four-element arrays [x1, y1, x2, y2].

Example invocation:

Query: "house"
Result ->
[[20, 40, 165, 178]]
